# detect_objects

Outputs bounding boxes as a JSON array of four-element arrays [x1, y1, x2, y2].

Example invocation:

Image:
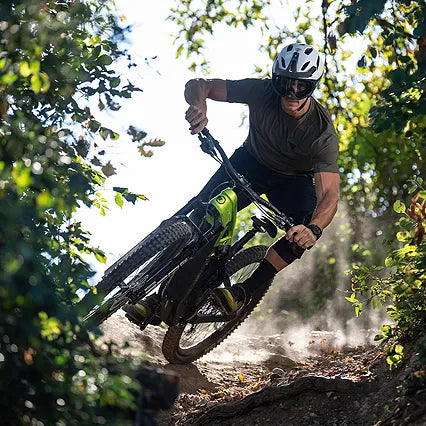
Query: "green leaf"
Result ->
[[39, 72, 50, 92], [99, 127, 109, 140], [91, 45, 101, 58], [89, 120, 101, 132], [37, 190, 53, 208], [30, 74, 42, 93], [112, 187, 127, 193], [101, 161, 116, 177], [115, 192, 123, 208], [393, 200, 406, 214], [12, 164, 32, 189], [380, 325, 392, 335], [95, 251, 107, 263], [176, 44, 184, 58], [345, 293, 356, 302], [123, 193, 136, 204], [19, 61, 31, 77], [110, 77, 120, 88], [357, 55, 366, 68], [395, 345, 403, 355], [385, 256, 394, 267], [98, 54, 113, 65], [369, 47, 377, 58], [29, 60, 40, 74]]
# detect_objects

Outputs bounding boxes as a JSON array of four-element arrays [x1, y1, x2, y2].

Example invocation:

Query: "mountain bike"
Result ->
[[82, 128, 304, 364]]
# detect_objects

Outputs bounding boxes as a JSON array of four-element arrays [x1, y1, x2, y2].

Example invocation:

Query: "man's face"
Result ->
[[280, 94, 309, 116], [278, 79, 311, 116]]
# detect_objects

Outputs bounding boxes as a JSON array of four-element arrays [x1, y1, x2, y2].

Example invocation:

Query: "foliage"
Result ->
[[0, 0, 161, 423], [340, 0, 425, 213], [346, 181, 426, 369], [168, 0, 268, 71]]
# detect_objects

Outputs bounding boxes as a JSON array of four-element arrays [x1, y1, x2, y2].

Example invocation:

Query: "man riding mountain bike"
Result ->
[[123, 43, 340, 324]]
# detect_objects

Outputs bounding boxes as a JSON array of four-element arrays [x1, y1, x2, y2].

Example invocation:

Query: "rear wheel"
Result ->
[[162, 245, 268, 364], [82, 220, 195, 325]]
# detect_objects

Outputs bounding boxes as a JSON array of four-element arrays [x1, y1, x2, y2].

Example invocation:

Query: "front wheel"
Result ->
[[81, 220, 195, 325], [162, 245, 269, 364]]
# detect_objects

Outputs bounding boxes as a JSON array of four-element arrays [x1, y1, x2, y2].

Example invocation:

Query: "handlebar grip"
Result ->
[[201, 128, 210, 137]]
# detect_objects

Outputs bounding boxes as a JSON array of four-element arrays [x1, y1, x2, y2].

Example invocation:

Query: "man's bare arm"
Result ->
[[184, 79, 227, 134], [310, 171, 340, 230], [286, 172, 339, 249]]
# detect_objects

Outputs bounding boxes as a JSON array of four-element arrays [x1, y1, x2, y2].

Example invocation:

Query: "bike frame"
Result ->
[[85, 128, 305, 328]]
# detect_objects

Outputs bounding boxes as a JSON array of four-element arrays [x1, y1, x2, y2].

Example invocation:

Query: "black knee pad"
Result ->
[[272, 237, 304, 265]]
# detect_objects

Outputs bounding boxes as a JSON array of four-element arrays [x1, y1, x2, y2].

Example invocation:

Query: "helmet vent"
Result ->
[[305, 47, 313, 55], [316, 57, 320, 67], [281, 58, 286, 68], [289, 52, 299, 71], [307, 66, 316, 77], [301, 61, 310, 70], [287, 45, 293, 51]]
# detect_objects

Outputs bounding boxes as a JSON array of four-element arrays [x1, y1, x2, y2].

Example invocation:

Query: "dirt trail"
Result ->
[[100, 312, 422, 425]]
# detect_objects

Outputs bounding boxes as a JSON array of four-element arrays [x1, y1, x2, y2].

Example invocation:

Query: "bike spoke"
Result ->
[[179, 299, 225, 349]]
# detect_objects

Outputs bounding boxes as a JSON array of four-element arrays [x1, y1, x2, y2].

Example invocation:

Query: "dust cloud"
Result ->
[[205, 202, 390, 363]]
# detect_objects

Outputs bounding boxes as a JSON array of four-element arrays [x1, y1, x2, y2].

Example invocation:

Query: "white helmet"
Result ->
[[272, 43, 324, 99]]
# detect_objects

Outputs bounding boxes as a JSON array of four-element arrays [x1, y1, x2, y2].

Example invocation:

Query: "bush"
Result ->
[[346, 180, 426, 369], [0, 1, 152, 424]]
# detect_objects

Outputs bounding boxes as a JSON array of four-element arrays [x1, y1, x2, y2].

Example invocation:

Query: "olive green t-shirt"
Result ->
[[226, 78, 339, 177]]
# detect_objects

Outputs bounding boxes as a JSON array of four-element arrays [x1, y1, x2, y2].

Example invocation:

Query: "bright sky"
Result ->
[[79, 1, 365, 279]]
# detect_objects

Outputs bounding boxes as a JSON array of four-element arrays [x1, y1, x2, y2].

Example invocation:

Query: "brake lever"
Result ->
[[198, 131, 215, 156]]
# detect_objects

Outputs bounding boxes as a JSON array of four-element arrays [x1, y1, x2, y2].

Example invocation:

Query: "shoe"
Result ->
[[122, 293, 160, 326], [212, 284, 247, 315]]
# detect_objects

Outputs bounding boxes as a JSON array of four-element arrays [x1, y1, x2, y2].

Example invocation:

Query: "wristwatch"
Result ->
[[307, 223, 322, 240]]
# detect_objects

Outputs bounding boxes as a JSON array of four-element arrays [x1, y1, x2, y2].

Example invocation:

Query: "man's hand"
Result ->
[[185, 103, 208, 135], [184, 79, 227, 134], [285, 225, 317, 249]]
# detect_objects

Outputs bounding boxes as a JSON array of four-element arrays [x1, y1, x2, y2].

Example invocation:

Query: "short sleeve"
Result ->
[[312, 131, 339, 174], [226, 79, 271, 105]]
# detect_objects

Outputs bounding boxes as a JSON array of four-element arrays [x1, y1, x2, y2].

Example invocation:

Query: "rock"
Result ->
[[263, 354, 298, 370], [271, 367, 285, 378]]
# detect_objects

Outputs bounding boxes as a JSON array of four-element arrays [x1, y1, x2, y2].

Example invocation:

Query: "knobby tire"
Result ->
[[162, 245, 269, 364], [82, 220, 194, 325]]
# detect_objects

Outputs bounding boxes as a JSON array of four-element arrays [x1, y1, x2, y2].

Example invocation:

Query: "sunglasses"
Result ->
[[272, 76, 316, 100]]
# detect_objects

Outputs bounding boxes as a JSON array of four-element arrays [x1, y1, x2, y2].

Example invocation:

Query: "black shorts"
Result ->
[[197, 146, 317, 264]]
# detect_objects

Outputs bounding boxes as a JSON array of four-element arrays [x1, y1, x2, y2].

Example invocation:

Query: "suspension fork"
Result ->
[[229, 215, 277, 259], [228, 229, 258, 259]]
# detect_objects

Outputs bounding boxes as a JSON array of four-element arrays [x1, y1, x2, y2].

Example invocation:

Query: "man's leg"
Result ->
[[213, 213, 313, 315], [214, 174, 316, 314]]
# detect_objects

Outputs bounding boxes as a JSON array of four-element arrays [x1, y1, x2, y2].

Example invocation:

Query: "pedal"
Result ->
[[124, 312, 147, 330], [124, 311, 161, 330]]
